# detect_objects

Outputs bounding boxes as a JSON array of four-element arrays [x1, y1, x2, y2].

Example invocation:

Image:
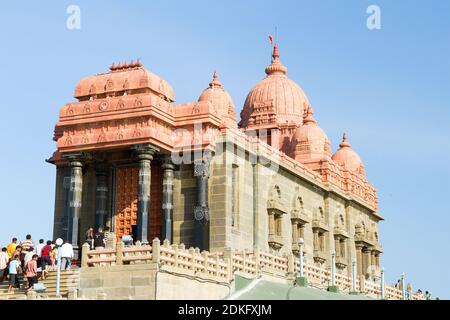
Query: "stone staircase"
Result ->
[[0, 278, 27, 300], [0, 269, 80, 300], [37, 269, 80, 298]]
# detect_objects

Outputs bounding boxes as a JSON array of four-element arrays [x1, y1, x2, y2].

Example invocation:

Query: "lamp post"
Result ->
[[380, 268, 385, 300], [296, 238, 308, 287], [350, 259, 358, 295], [55, 238, 63, 297], [297, 238, 304, 277], [401, 273, 406, 300], [331, 252, 336, 287]]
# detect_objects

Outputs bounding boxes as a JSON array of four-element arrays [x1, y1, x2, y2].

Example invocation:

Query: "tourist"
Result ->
[[36, 239, 45, 271], [40, 240, 53, 279], [8, 255, 21, 293], [425, 291, 432, 300], [86, 227, 94, 249], [36, 239, 45, 257], [50, 242, 58, 271], [24, 247, 35, 268], [60, 240, 74, 270], [416, 289, 423, 298], [25, 254, 38, 291], [104, 226, 116, 249], [6, 238, 18, 258], [93, 227, 105, 249], [0, 247, 8, 283], [20, 234, 35, 252]]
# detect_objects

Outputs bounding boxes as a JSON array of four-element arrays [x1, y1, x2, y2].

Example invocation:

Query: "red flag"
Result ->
[[268, 35, 273, 44]]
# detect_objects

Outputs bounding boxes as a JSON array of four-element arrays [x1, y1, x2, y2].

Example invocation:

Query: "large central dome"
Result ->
[[239, 45, 310, 128]]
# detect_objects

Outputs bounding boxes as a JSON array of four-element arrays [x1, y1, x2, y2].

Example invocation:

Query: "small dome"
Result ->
[[198, 71, 237, 127], [239, 45, 309, 128], [332, 133, 365, 174], [293, 106, 331, 161], [74, 60, 175, 102]]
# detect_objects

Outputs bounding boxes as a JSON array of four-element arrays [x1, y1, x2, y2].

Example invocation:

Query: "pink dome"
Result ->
[[293, 106, 331, 161], [239, 45, 309, 128], [198, 71, 237, 127], [332, 133, 365, 174], [74, 60, 175, 102]]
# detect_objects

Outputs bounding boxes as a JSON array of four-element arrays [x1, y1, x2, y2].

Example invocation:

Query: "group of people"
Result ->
[[0, 234, 74, 293], [85, 226, 116, 249]]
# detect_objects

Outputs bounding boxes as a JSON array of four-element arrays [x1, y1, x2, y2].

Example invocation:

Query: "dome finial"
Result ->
[[272, 44, 280, 61], [339, 132, 351, 148], [265, 44, 287, 76], [209, 70, 222, 88], [303, 105, 317, 125]]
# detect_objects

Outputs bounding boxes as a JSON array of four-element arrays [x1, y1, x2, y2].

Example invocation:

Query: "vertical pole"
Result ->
[[401, 273, 406, 300], [56, 244, 62, 297], [161, 156, 175, 242], [299, 244, 304, 277], [331, 252, 336, 287], [381, 268, 385, 300], [351, 259, 357, 293]]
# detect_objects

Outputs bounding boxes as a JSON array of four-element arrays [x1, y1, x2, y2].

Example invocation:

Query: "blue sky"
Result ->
[[0, 0, 449, 298]]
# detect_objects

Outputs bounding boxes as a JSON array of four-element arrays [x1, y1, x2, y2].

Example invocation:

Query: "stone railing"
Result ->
[[81, 238, 423, 300]]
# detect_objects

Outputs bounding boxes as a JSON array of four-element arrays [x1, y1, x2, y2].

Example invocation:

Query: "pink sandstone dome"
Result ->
[[198, 71, 237, 127], [332, 133, 365, 174], [293, 106, 331, 161], [239, 45, 310, 128], [74, 60, 175, 102]]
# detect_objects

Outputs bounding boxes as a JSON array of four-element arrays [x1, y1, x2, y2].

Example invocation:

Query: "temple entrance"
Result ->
[[113, 164, 163, 242], [114, 166, 139, 240]]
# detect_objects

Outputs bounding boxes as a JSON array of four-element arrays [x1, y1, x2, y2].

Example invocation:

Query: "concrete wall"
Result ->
[[78, 264, 230, 300]]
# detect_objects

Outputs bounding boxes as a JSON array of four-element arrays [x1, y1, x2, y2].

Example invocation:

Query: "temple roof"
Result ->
[[74, 60, 175, 102]]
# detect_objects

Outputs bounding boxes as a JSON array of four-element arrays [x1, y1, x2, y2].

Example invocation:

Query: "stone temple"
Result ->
[[47, 45, 402, 299]]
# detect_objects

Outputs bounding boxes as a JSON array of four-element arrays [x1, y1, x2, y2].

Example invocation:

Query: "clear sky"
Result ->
[[0, 0, 448, 298]]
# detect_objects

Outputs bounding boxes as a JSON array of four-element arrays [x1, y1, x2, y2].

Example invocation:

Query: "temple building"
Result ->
[[48, 45, 383, 286]]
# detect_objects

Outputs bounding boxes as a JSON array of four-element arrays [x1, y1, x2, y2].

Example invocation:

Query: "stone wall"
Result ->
[[78, 264, 229, 300], [205, 132, 383, 280], [79, 264, 157, 300]]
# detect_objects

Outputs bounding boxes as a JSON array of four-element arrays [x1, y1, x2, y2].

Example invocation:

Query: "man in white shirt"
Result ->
[[60, 241, 74, 271], [23, 247, 35, 268], [36, 239, 45, 257]]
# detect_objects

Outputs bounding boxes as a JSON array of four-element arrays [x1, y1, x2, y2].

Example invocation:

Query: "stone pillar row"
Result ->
[[64, 145, 213, 252]]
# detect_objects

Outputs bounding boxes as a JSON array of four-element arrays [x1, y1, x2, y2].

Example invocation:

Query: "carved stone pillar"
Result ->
[[194, 157, 210, 250], [161, 156, 175, 242], [363, 248, 371, 278], [95, 163, 108, 230], [371, 251, 377, 269], [67, 156, 83, 259], [313, 229, 319, 251], [355, 244, 364, 276], [334, 237, 341, 257], [291, 222, 299, 249], [134, 145, 157, 244]]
